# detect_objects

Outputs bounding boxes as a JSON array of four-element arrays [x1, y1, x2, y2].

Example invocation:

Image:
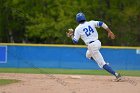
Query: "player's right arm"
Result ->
[[93, 21, 115, 39], [104, 27, 115, 39]]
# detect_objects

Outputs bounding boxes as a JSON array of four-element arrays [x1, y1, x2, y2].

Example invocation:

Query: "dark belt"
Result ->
[[89, 41, 94, 44]]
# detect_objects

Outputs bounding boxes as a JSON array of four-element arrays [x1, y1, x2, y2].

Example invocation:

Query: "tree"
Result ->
[[0, 0, 140, 46]]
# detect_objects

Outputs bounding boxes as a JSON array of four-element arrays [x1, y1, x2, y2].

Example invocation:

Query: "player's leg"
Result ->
[[86, 50, 92, 59], [103, 63, 121, 81], [91, 50, 117, 75], [87, 41, 121, 80], [90, 50, 121, 79]]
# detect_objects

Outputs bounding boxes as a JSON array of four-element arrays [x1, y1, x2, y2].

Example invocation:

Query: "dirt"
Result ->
[[0, 73, 140, 93]]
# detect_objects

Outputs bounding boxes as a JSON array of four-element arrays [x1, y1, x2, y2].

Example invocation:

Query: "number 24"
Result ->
[[83, 26, 94, 37]]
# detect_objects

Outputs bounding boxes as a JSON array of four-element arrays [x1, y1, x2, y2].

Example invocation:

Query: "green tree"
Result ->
[[0, 0, 140, 46]]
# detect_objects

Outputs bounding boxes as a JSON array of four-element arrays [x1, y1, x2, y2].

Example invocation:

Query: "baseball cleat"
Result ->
[[115, 73, 122, 82]]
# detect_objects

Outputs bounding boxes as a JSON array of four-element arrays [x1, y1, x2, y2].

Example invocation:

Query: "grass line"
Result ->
[[0, 68, 140, 77]]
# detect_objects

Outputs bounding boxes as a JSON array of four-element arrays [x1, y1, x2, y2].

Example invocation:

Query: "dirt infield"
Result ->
[[0, 73, 140, 93]]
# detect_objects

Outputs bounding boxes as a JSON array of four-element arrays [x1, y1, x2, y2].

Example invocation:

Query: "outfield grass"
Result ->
[[0, 68, 140, 77], [0, 79, 20, 86]]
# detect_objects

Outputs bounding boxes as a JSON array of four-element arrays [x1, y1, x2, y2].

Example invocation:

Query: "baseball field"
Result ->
[[0, 44, 140, 93], [1, 0, 140, 93], [0, 68, 140, 93]]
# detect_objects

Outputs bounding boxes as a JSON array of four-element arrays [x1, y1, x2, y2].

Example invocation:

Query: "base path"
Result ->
[[0, 73, 140, 93]]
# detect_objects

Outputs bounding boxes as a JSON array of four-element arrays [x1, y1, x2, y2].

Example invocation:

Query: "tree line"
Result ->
[[0, 0, 140, 46]]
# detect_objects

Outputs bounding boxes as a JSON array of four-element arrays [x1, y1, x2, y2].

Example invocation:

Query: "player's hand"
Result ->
[[108, 31, 115, 39], [66, 28, 74, 38]]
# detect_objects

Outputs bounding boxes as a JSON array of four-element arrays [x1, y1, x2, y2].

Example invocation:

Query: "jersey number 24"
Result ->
[[83, 26, 94, 37]]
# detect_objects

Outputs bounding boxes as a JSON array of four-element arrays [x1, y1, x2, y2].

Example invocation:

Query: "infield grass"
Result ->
[[0, 79, 20, 86], [0, 68, 140, 77]]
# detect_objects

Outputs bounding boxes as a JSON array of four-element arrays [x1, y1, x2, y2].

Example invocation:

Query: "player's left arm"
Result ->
[[66, 28, 80, 44]]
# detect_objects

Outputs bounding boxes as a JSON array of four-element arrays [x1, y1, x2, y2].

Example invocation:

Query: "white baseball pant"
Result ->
[[86, 40, 106, 68]]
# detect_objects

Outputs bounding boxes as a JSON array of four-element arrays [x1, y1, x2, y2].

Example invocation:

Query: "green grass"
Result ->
[[0, 68, 140, 77], [0, 79, 20, 86]]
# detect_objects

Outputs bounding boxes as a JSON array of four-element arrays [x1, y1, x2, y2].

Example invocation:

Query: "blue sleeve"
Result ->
[[98, 21, 103, 27], [72, 38, 78, 44]]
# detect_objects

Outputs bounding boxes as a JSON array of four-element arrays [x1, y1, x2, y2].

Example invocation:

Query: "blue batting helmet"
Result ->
[[76, 12, 86, 23]]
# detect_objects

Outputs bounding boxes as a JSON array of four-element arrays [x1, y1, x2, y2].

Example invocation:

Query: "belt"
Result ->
[[89, 41, 94, 44]]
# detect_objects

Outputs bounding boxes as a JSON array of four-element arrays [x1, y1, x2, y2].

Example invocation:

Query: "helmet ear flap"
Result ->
[[76, 12, 86, 23]]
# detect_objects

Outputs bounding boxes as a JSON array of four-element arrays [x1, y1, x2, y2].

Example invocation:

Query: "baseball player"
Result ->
[[66, 12, 121, 81]]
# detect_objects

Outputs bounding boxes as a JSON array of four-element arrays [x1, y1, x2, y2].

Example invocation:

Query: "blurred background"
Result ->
[[0, 0, 140, 46]]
